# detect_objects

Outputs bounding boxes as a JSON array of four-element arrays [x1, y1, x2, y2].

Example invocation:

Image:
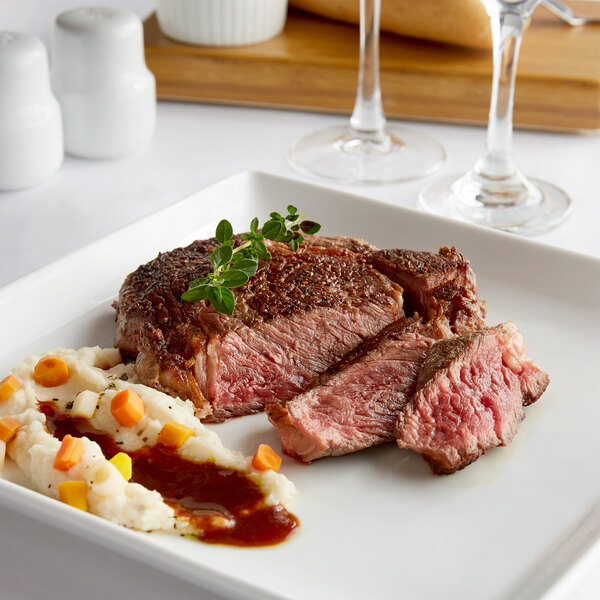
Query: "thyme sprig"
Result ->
[[181, 206, 321, 314]]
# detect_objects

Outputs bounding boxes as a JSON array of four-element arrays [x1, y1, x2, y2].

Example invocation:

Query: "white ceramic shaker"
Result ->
[[51, 6, 156, 159], [0, 32, 63, 191]]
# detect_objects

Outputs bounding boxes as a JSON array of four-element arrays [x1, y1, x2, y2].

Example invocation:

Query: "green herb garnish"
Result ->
[[181, 206, 321, 314]]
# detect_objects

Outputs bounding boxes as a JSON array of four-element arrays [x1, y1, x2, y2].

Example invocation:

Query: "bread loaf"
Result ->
[[289, 0, 492, 48]]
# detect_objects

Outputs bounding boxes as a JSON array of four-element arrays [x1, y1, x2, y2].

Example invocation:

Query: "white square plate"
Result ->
[[1, 171, 599, 600]]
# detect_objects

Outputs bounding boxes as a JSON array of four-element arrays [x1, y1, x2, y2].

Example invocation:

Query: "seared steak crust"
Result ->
[[300, 234, 376, 254], [367, 246, 486, 335], [114, 235, 404, 419]]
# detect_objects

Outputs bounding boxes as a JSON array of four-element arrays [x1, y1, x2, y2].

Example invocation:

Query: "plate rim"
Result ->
[[2, 169, 599, 301], [1, 169, 599, 600]]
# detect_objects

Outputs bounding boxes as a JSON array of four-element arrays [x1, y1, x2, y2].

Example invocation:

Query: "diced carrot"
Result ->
[[58, 480, 88, 511], [252, 444, 282, 472], [110, 389, 144, 427], [0, 375, 21, 403], [0, 415, 20, 443], [109, 452, 132, 481], [34, 355, 70, 387], [157, 421, 194, 448], [53, 434, 84, 471]]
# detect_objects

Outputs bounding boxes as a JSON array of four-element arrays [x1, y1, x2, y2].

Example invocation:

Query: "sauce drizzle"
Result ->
[[40, 401, 298, 546]]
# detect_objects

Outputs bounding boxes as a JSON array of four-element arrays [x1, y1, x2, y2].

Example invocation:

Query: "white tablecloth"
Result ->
[[1, 1, 599, 599]]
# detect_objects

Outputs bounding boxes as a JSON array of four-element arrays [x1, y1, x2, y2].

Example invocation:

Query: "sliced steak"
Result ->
[[114, 235, 404, 421], [267, 318, 447, 462], [395, 322, 549, 474], [368, 246, 486, 335]]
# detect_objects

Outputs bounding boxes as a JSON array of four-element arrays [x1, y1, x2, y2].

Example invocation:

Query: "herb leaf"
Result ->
[[215, 219, 233, 244], [209, 244, 233, 270], [220, 269, 250, 289], [208, 287, 235, 315], [182, 209, 321, 314], [300, 220, 321, 235], [232, 257, 259, 278], [181, 284, 211, 302], [262, 220, 285, 241], [252, 239, 271, 259]]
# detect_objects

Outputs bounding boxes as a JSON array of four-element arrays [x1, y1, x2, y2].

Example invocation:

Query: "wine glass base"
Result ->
[[418, 172, 572, 236], [287, 124, 445, 185]]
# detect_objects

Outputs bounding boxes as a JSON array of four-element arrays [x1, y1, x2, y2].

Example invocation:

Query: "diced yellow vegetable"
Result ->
[[58, 480, 88, 511], [0, 375, 21, 403], [157, 421, 194, 448], [109, 452, 132, 481], [71, 390, 99, 419], [0, 440, 5, 471], [0, 415, 20, 443]]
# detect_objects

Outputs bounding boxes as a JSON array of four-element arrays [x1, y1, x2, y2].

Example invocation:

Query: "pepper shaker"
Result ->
[[0, 32, 63, 191], [51, 6, 156, 159]]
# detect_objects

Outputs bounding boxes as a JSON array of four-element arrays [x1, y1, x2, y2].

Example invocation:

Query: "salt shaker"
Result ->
[[0, 32, 63, 191], [51, 6, 156, 159]]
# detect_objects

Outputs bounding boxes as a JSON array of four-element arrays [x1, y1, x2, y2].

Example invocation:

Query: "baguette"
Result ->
[[289, 0, 492, 49]]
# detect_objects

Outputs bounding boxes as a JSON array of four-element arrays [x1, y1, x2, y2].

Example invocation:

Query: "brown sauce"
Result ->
[[39, 401, 299, 546]]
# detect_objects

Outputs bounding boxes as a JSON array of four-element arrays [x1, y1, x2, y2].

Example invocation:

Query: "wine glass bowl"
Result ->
[[419, 0, 571, 235], [288, 123, 445, 185], [287, 0, 445, 185]]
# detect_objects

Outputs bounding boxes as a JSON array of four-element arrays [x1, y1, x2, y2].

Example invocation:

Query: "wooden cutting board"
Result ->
[[143, 3, 600, 132]]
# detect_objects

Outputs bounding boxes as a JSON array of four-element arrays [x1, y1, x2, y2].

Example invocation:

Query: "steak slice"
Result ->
[[267, 318, 447, 462], [368, 246, 486, 335], [395, 322, 549, 474], [114, 235, 404, 421]]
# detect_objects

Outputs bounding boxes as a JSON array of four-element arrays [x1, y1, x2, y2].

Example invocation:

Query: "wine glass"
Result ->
[[419, 0, 572, 235], [287, 0, 445, 185]]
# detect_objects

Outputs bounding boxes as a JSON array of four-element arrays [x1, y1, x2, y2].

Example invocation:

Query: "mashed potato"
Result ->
[[0, 347, 296, 534]]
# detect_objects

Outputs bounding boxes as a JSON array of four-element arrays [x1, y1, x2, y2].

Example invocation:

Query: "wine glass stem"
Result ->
[[476, 7, 530, 180], [349, 0, 387, 139]]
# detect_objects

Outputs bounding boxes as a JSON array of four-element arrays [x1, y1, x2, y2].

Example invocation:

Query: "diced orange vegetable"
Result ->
[[110, 389, 144, 427], [0, 415, 20, 443], [0, 375, 21, 403], [157, 421, 194, 448], [53, 434, 84, 471], [109, 452, 132, 481], [58, 480, 88, 511], [34, 355, 70, 387], [252, 444, 282, 472]]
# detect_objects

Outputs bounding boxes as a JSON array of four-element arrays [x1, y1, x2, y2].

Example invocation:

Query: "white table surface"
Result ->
[[1, 1, 599, 599]]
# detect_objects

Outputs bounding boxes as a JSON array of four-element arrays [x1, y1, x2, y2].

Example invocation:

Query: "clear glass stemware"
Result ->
[[419, 0, 572, 235], [287, 0, 445, 185]]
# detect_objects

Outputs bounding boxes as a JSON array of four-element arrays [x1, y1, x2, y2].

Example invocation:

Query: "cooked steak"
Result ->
[[395, 322, 549, 474], [114, 235, 404, 421], [367, 246, 486, 335], [301, 234, 376, 254], [267, 318, 447, 462]]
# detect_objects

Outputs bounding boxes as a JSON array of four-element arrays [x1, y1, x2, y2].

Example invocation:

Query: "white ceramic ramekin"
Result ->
[[156, 0, 288, 46]]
